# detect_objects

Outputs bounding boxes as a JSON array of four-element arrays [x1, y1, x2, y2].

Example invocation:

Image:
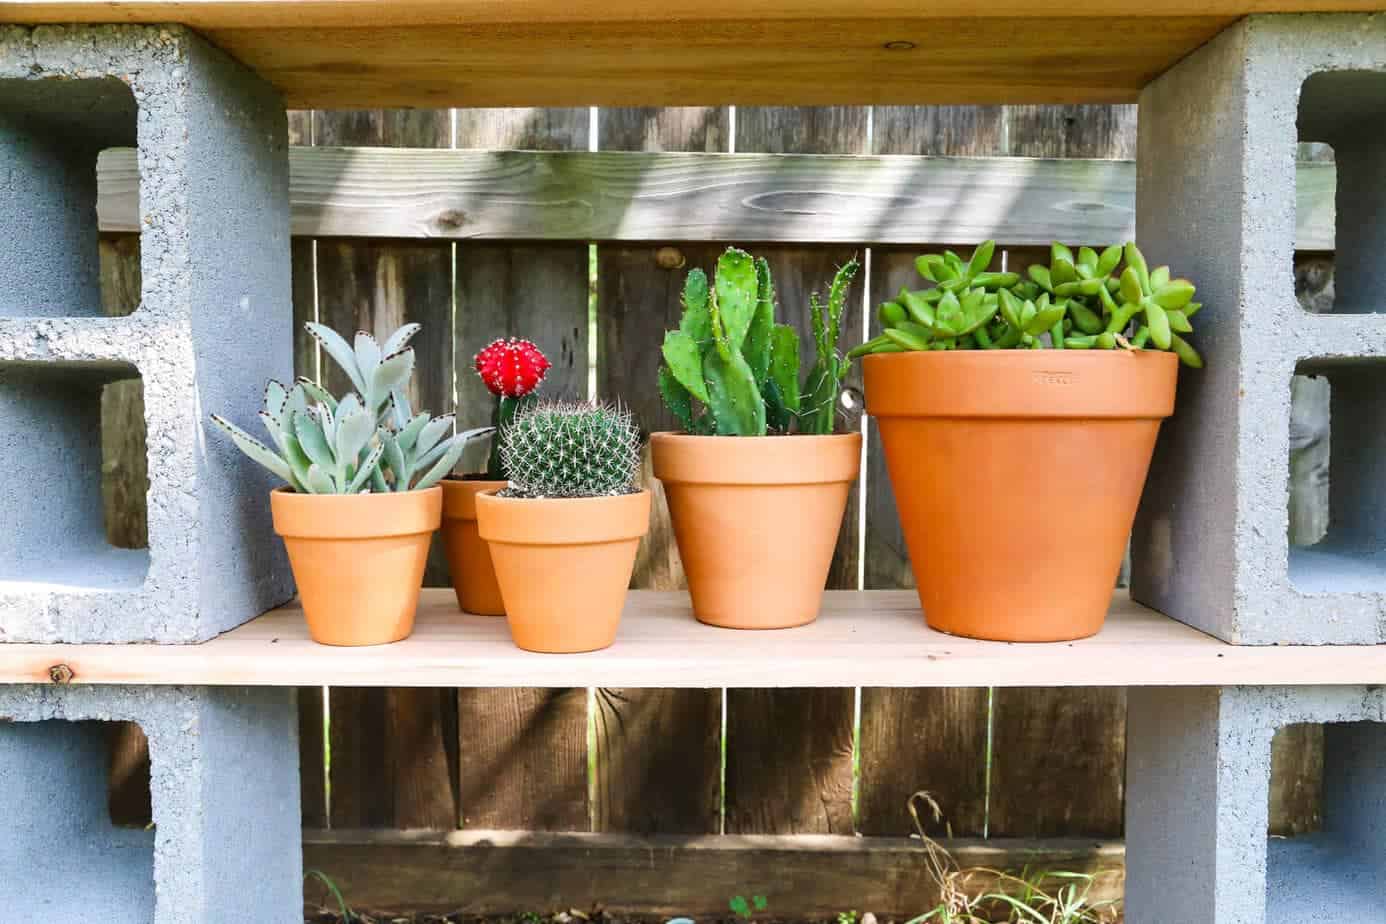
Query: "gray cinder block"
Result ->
[[0, 25, 295, 642], [0, 684, 302, 923], [1131, 14, 1386, 644], [1126, 685, 1385, 924]]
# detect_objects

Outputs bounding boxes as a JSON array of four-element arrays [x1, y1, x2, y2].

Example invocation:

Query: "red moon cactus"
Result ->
[[474, 337, 551, 398]]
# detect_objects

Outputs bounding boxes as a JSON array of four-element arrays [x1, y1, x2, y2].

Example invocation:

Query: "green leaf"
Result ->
[[294, 409, 334, 470], [1124, 242, 1151, 294], [1077, 246, 1099, 272], [396, 413, 430, 453], [1149, 265, 1171, 291], [744, 257, 776, 384], [334, 409, 376, 480], [714, 247, 759, 353], [295, 377, 337, 415], [1050, 256, 1078, 287], [368, 349, 415, 414], [347, 441, 385, 493], [381, 322, 422, 357], [1152, 280, 1196, 310], [263, 380, 289, 420], [1050, 241, 1075, 267], [1096, 244, 1123, 277], [1167, 309, 1193, 333], [658, 364, 695, 433], [304, 322, 368, 395], [210, 414, 293, 485], [416, 414, 453, 458], [1145, 302, 1173, 350], [680, 268, 712, 342], [305, 463, 337, 495], [413, 438, 467, 491], [353, 331, 382, 381], [769, 325, 801, 415], [966, 240, 995, 279], [382, 433, 408, 490], [662, 330, 710, 404], [1119, 267, 1144, 305], [1027, 265, 1053, 291]]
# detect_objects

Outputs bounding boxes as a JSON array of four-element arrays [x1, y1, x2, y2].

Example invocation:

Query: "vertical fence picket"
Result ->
[[310, 108, 461, 831], [855, 106, 1006, 839], [453, 107, 594, 832], [591, 107, 729, 835]]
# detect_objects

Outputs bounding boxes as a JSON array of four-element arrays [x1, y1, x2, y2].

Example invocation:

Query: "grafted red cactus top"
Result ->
[[475, 338, 551, 398]]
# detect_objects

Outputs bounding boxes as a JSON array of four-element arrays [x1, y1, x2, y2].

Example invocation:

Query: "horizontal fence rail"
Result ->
[[96, 148, 1338, 249]]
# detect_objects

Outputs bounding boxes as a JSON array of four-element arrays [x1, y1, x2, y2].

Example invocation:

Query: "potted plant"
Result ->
[[652, 247, 862, 629], [211, 322, 489, 646], [853, 240, 1203, 642], [439, 337, 551, 615], [475, 400, 648, 653]]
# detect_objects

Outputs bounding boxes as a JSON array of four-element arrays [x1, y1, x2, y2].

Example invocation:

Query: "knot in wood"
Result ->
[[433, 209, 467, 231], [48, 663, 75, 685], [655, 246, 686, 270]]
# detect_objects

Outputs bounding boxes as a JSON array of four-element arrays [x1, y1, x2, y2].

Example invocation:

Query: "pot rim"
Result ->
[[270, 484, 442, 539], [440, 477, 508, 521], [863, 348, 1178, 419], [650, 430, 862, 485], [476, 488, 651, 545]]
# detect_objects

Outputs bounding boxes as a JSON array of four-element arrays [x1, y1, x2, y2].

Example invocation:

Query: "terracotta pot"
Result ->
[[440, 478, 507, 615], [270, 486, 441, 646], [864, 350, 1178, 642], [476, 489, 650, 653], [651, 432, 861, 629]]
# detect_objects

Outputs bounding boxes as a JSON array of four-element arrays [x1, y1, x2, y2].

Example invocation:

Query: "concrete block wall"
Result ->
[[0, 684, 303, 922], [0, 25, 295, 642], [1132, 14, 1386, 644], [1126, 685, 1385, 924]]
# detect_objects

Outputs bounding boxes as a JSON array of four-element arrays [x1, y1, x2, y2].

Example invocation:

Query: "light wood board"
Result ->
[[4, 590, 1383, 688], [94, 148, 1339, 249]]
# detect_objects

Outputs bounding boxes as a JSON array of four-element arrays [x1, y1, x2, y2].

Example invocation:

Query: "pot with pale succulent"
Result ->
[[475, 400, 649, 653], [211, 321, 490, 646], [439, 337, 551, 616]]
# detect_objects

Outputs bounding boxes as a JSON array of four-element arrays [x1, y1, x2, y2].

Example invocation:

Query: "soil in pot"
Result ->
[[271, 486, 442, 646], [440, 476, 507, 615], [651, 432, 861, 629], [865, 350, 1178, 642], [476, 489, 650, 653]]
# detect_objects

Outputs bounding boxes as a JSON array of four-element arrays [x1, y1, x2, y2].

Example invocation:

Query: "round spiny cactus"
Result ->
[[501, 401, 642, 498]]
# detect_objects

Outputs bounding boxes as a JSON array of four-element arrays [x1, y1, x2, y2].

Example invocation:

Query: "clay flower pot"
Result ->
[[651, 432, 862, 629], [440, 477, 507, 615], [476, 489, 651, 653], [864, 350, 1178, 642], [270, 486, 441, 646]]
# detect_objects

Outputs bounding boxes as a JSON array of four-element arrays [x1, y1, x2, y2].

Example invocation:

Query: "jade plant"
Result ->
[[474, 337, 552, 479], [658, 247, 860, 436], [211, 322, 491, 494], [500, 400, 642, 498], [850, 240, 1204, 368]]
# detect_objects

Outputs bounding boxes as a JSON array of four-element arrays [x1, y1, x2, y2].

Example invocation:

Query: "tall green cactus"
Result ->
[[658, 247, 860, 436]]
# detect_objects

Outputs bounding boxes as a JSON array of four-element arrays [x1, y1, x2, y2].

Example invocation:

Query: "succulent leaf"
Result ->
[[662, 330, 710, 404], [304, 322, 368, 395]]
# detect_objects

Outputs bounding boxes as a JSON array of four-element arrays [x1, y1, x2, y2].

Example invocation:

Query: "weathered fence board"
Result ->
[[722, 106, 863, 838], [591, 109, 727, 836], [93, 147, 1340, 250], [452, 106, 593, 834]]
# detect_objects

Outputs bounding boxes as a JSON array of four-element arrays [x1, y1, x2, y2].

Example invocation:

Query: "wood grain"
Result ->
[[452, 106, 594, 835], [457, 687, 589, 830], [0, 13, 1244, 108], [857, 688, 989, 837], [7, 590, 1386, 689], [301, 829, 1123, 918], [94, 148, 1339, 250]]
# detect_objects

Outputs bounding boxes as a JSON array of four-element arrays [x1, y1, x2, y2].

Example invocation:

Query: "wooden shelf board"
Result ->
[[3, 1, 1382, 107], [2, 590, 1382, 688]]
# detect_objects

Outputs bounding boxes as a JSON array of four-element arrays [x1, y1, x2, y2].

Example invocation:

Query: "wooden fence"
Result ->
[[96, 103, 1331, 915]]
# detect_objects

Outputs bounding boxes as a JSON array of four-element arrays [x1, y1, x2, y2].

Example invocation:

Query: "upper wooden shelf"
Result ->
[[2, 590, 1382, 688], [3, 1, 1383, 107]]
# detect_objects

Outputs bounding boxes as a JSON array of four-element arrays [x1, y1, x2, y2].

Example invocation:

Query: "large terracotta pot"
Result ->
[[651, 432, 861, 629], [864, 350, 1177, 642], [440, 477, 507, 615], [476, 489, 650, 653], [270, 486, 441, 646]]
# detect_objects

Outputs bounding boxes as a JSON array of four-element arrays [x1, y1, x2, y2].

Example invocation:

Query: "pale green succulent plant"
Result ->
[[211, 322, 490, 494]]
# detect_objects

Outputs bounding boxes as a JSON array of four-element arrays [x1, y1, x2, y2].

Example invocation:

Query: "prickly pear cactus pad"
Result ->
[[500, 401, 642, 499]]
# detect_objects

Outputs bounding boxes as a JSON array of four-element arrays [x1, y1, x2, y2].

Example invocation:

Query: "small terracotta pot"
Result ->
[[440, 477, 507, 615], [476, 489, 651, 653], [270, 486, 441, 646], [864, 350, 1178, 642], [651, 432, 861, 629]]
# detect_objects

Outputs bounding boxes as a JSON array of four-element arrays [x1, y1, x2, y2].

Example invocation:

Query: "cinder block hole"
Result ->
[[1296, 70, 1386, 314], [1286, 359, 1386, 593], [0, 76, 137, 317], [0, 360, 149, 591], [0, 719, 155, 921], [1266, 721, 1383, 922]]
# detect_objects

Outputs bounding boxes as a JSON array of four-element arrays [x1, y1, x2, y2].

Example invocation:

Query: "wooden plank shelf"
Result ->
[[4, 1, 1385, 107], [3, 590, 1382, 689], [95, 148, 1339, 249]]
